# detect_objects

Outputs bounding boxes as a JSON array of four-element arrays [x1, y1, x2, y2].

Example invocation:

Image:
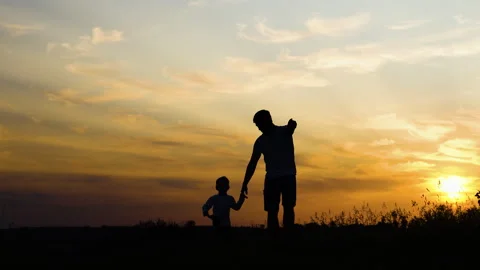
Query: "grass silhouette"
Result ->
[[308, 192, 480, 230], [134, 190, 480, 230], [2, 191, 480, 267]]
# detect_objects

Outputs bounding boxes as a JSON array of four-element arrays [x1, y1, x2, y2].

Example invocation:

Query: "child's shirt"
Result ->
[[202, 194, 241, 227]]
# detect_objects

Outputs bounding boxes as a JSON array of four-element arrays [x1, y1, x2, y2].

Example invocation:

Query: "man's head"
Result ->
[[216, 176, 230, 193], [253, 109, 274, 133]]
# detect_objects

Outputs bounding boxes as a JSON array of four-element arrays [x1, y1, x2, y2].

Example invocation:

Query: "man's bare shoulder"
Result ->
[[255, 134, 267, 147]]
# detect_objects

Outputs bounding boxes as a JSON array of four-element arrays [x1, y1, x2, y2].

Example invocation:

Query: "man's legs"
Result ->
[[267, 210, 279, 230], [281, 175, 297, 229], [264, 177, 281, 230], [283, 207, 295, 229]]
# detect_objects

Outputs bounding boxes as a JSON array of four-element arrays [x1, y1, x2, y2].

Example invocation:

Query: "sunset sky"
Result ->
[[1, 0, 479, 227]]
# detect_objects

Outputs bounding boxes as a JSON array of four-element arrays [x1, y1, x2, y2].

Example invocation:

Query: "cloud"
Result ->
[[46, 42, 56, 53], [165, 124, 252, 153], [188, 0, 208, 6], [386, 19, 430, 30], [91, 27, 124, 44], [0, 22, 43, 36], [0, 114, 252, 175], [170, 124, 245, 141], [0, 151, 10, 159], [163, 68, 234, 92], [0, 100, 13, 110], [0, 111, 45, 139], [47, 27, 124, 56], [278, 46, 385, 74], [305, 12, 371, 36], [277, 17, 480, 73], [224, 57, 282, 74], [454, 108, 480, 134], [292, 152, 325, 169], [0, 124, 7, 140], [279, 38, 480, 74], [355, 113, 456, 141], [0, 172, 110, 192], [0, 106, 250, 165], [361, 113, 412, 130], [377, 138, 479, 167], [188, 0, 246, 7], [46, 62, 194, 105], [416, 26, 480, 44], [408, 120, 457, 141], [437, 139, 478, 160], [110, 112, 165, 131], [151, 140, 187, 147], [1, 139, 181, 174], [47, 36, 93, 56], [163, 57, 329, 93], [298, 177, 404, 194], [65, 62, 190, 97], [223, 57, 329, 91], [45, 88, 81, 105], [150, 177, 202, 190], [370, 138, 395, 146], [70, 126, 88, 134], [393, 161, 436, 172], [65, 62, 123, 77], [46, 88, 144, 105], [237, 12, 370, 43], [0, 171, 206, 226], [0, 194, 201, 227], [0, 172, 203, 199], [453, 14, 479, 25]]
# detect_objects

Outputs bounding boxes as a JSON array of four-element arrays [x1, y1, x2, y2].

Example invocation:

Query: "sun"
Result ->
[[437, 175, 467, 199]]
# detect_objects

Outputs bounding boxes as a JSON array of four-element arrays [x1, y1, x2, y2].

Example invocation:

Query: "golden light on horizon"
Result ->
[[437, 175, 469, 200]]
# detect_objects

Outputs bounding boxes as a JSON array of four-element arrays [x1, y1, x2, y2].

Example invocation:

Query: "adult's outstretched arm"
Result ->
[[241, 140, 261, 195], [287, 118, 297, 135]]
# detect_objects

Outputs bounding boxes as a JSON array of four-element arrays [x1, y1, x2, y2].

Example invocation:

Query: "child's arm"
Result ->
[[231, 194, 246, 211], [202, 197, 214, 217]]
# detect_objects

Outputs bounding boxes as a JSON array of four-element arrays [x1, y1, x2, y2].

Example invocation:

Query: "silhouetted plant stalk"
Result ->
[[134, 191, 480, 229], [308, 191, 480, 229], [134, 218, 180, 228]]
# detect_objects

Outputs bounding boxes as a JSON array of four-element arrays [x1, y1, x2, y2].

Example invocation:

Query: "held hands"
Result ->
[[241, 184, 248, 198], [240, 191, 248, 199]]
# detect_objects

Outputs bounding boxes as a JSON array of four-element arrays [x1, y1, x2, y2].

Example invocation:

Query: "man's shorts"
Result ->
[[263, 174, 296, 212]]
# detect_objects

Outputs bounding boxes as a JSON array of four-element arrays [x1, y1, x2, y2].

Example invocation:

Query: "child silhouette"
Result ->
[[202, 176, 247, 228]]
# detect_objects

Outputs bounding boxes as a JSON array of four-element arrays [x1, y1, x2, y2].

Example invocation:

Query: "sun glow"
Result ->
[[437, 176, 468, 199]]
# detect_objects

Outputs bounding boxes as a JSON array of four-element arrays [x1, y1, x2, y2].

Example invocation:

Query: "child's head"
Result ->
[[215, 176, 230, 193]]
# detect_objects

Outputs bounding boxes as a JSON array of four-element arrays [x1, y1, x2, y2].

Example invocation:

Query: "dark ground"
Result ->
[[1, 225, 479, 268]]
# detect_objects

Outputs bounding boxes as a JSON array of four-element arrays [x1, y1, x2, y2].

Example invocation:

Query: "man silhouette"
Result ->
[[241, 109, 297, 230]]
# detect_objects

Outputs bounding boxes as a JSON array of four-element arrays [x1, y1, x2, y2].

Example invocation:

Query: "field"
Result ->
[[2, 196, 480, 268]]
